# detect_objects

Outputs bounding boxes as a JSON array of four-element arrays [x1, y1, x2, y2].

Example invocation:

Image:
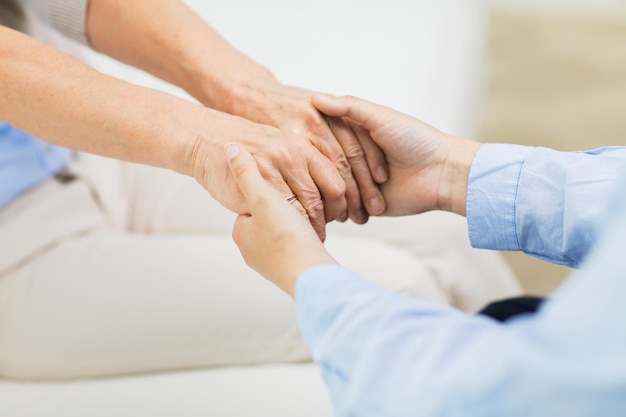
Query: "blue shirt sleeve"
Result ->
[[297, 203, 626, 416], [467, 144, 626, 268], [295, 148, 626, 416]]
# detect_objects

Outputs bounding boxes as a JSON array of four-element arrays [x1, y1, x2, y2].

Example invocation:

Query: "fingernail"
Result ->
[[375, 166, 388, 183], [369, 196, 385, 215], [225, 144, 239, 161]]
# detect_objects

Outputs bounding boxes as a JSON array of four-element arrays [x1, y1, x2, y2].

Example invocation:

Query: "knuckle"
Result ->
[[344, 144, 366, 164], [306, 198, 326, 218], [318, 162, 348, 200], [302, 106, 323, 124], [273, 144, 297, 168], [330, 175, 347, 199], [343, 94, 358, 104], [283, 134, 311, 152], [324, 177, 347, 201], [318, 140, 342, 161], [334, 158, 353, 180], [256, 159, 281, 181], [272, 142, 290, 158], [295, 136, 315, 149], [296, 141, 321, 163]]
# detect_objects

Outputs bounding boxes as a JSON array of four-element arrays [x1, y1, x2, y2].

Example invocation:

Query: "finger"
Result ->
[[227, 143, 310, 219], [311, 142, 347, 224], [314, 93, 389, 185], [307, 148, 347, 229], [304, 125, 351, 223], [225, 143, 281, 212], [289, 198, 310, 220], [312, 93, 396, 132], [284, 172, 327, 241], [326, 117, 386, 220], [348, 120, 389, 184], [314, 119, 364, 223], [283, 147, 345, 241], [322, 113, 388, 186]]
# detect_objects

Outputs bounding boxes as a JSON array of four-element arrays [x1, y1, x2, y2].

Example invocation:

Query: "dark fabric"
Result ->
[[478, 296, 545, 322]]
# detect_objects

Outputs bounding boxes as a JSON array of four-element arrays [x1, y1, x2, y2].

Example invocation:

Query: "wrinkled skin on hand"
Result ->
[[226, 143, 336, 297], [182, 108, 345, 241], [220, 81, 389, 223]]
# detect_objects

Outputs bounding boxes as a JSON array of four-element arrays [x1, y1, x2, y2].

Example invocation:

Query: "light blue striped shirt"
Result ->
[[0, 121, 70, 209], [296, 144, 626, 417]]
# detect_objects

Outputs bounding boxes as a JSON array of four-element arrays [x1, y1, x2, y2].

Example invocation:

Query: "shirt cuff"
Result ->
[[467, 143, 532, 251]]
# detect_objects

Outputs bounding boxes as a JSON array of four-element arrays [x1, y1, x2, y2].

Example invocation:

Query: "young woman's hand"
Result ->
[[226, 143, 337, 298], [312, 94, 482, 217]]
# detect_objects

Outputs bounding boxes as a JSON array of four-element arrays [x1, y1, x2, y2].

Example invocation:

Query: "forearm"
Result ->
[[296, 266, 501, 416], [295, 263, 626, 416], [0, 25, 210, 175], [86, 0, 275, 109]]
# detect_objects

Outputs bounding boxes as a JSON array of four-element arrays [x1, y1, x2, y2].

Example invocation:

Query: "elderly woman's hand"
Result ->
[[225, 142, 336, 297], [180, 107, 347, 241], [206, 78, 389, 224]]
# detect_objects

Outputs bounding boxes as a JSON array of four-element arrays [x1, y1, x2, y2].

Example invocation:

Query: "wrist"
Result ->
[[167, 103, 238, 180], [126, 90, 209, 179], [437, 135, 483, 216], [187, 57, 277, 112], [281, 251, 338, 299]]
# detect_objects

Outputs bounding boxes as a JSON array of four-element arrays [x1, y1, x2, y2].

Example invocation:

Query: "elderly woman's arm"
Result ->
[[0, 25, 345, 237], [25, 0, 387, 224], [83, 0, 388, 223], [30, 0, 384, 224]]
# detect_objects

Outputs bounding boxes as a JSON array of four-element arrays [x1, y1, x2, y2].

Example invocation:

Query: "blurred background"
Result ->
[[482, 0, 626, 295]]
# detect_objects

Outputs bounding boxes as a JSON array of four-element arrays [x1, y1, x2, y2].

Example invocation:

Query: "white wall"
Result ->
[[490, 0, 626, 18]]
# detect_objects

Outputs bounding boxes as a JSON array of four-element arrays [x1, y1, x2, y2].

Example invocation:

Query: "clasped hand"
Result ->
[[187, 86, 406, 240], [227, 94, 483, 295]]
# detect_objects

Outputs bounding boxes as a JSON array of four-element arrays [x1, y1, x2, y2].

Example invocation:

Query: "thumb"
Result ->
[[310, 93, 350, 118], [312, 93, 393, 131], [225, 143, 274, 210]]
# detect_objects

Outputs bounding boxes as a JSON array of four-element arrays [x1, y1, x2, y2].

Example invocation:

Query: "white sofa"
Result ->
[[0, 1, 491, 415]]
